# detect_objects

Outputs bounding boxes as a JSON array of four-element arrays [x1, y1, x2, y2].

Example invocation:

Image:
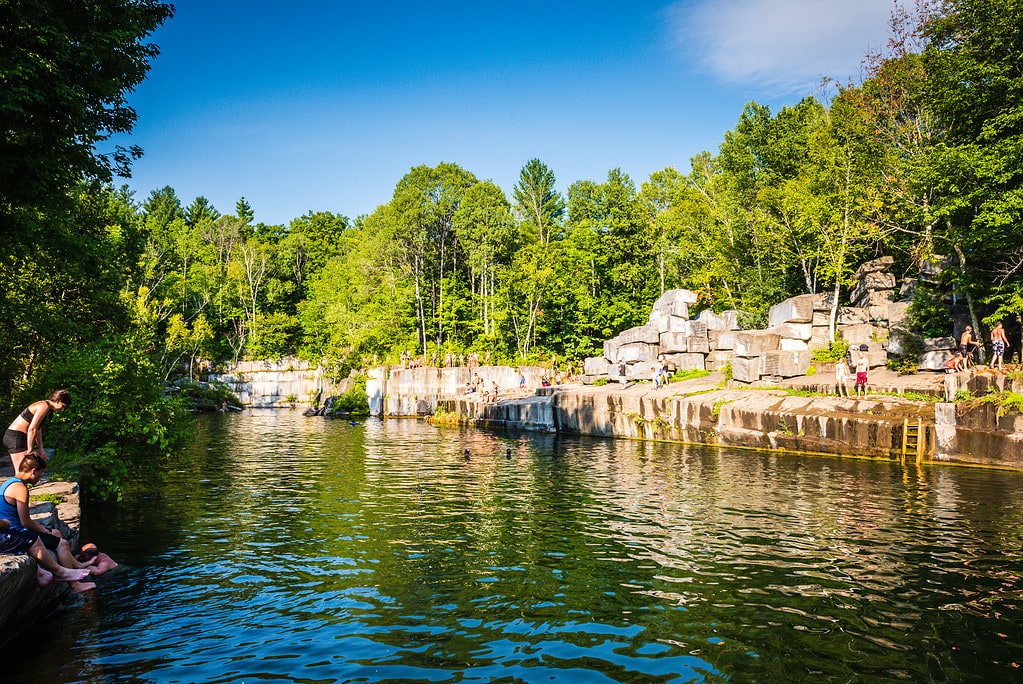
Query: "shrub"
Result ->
[[886, 335, 925, 375], [811, 339, 850, 363], [38, 333, 192, 501], [333, 374, 370, 415]]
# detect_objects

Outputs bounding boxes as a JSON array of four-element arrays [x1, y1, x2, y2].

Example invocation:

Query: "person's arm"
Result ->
[[25, 402, 49, 457]]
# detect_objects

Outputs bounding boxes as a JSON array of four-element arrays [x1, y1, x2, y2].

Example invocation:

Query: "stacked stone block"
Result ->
[[582, 257, 951, 385], [589, 289, 740, 382], [850, 256, 896, 308]]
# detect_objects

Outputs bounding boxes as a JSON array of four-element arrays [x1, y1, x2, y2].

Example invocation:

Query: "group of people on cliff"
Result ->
[[1, 390, 117, 594]]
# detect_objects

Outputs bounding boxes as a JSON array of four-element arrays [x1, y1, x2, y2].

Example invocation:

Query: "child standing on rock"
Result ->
[[835, 357, 850, 397]]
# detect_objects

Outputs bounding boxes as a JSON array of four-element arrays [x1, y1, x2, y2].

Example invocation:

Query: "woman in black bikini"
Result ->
[[4, 389, 71, 474]]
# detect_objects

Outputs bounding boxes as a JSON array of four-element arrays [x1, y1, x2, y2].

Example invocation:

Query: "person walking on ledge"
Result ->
[[991, 321, 1009, 371], [4, 389, 70, 474]]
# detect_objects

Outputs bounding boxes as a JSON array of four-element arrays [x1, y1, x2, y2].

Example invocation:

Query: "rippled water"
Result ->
[[10, 411, 1023, 682]]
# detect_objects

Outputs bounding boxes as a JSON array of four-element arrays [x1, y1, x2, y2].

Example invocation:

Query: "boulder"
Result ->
[[651, 289, 697, 319], [685, 320, 709, 339], [837, 307, 870, 325], [768, 294, 815, 327], [705, 350, 734, 371], [812, 311, 831, 327], [617, 342, 658, 363], [861, 271, 897, 290], [731, 356, 762, 383], [696, 309, 737, 331], [854, 256, 895, 279], [664, 353, 706, 372], [923, 336, 956, 352], [666, 316, 689, 333], [584, 357, 611, 376], [839, 323, 886, 346], [780, 338, 809, 351], [919, 349, 955, 370], [812, 291, 836, 312], [618, 324, 661, 345], [866, 351, 888, 369], [768, 322, 812, 341], [721, 310, 740, 330], [734, 331, 781, 357], [648, 309, 671, 334], [709, 330, 736, 351], [688, 337, 710, 354], [659, 332, 688, 354], [885, 302, 911, 326], [761, 350, 812, 378], [809, 326, 832, 350], [851, 288, 895, 308], [603, 338, 618, 362], [867, 305, 890, 323], [885, 329, 912, 355]]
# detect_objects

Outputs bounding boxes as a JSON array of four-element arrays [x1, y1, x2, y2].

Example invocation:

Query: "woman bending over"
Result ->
[[4, 389, 71, 474]]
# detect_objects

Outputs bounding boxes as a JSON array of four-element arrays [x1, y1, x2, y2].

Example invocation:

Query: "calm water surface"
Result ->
[[10, 411, 1023, 682]]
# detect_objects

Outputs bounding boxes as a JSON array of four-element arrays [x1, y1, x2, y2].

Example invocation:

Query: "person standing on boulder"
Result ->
[[854, 349, 869, 398], [835, 357, 850, 397]]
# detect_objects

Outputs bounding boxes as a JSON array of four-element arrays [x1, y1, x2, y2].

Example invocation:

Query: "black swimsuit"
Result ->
[[3, 406, 38, 455]]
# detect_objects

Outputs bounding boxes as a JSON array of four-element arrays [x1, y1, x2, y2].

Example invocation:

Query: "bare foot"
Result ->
[[36, 568, 53, 587], [70, 580, 97, 594], [54, 567, 91, 582]]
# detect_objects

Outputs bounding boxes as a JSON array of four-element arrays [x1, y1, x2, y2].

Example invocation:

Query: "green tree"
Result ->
[[0, 0, 174, 224], [924, 0, 1023, 331], [512, 159, 565, 247]]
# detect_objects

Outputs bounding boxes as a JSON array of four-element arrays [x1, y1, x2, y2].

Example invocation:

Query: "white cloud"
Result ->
[[669, 0, 899, 93]]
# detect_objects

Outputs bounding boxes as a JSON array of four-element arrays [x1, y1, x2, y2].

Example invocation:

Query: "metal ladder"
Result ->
[[902, 418, 925, 462]]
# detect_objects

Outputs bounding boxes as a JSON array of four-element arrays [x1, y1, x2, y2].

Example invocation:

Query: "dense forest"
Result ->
[[2, 0, 1021, 496]]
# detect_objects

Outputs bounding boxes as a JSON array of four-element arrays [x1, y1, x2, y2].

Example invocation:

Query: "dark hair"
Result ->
[[49, 389, 71, 407], [75, 547, 99, 562], [19, 454, 45, 473]]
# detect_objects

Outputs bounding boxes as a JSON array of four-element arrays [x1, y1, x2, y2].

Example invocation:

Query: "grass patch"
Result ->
[[31, 493, 65, 505], [717, 362, 733, 387], [671, 369, 710, 383], [593, 377, 609, 386]]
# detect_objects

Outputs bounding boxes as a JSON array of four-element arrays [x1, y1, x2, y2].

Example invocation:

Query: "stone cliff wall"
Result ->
[[441, 383, 936, 461], [210, 357, 344, 408], [367, 365, 551, 417]]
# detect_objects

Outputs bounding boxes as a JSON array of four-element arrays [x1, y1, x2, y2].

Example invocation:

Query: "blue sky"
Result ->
[[117, 0, 902, 226]]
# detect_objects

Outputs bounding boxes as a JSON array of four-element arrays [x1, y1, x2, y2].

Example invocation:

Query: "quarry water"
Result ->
[[10, 410, 1023, 682]]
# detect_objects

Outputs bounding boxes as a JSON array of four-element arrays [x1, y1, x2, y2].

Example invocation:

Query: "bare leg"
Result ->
[[36, 567, 53, 587], [10, 450, 30, 476], [70, 580, 97, 594], [54, 538, 97, 571], [29, 539, 90, 582]]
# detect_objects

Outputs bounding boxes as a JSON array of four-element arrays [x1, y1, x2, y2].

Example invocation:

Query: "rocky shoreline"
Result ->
[[369, 364, 1023, 470], [0, 474, 83, 647]]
